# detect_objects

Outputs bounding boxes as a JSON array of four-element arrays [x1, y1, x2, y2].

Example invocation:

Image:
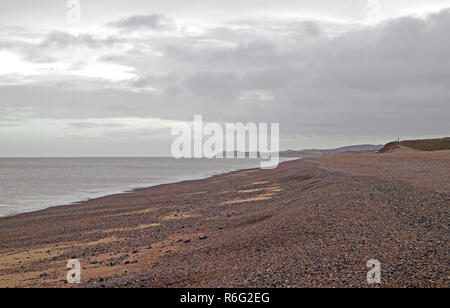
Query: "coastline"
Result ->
[[0, 158, 297, 219], [0, 151, 448, 288]]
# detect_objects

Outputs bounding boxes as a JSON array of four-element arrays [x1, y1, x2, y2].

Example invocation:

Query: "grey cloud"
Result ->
[[67, 122, 101, 129], [314, 12, 450, 92], [1, 9, 450, 152], [165, 84, 183, 96], [103, 127, 169, 139], [176, 9, 450, 138], [66, 62, 87, 71], [164, 39, 282, 71], [66, 122, 127, 129], [131, 74, 177, 88], [107, 14, 176, 31], [184, 72, 242, 100], [0, 30, 123, 66], [242, 68, 300, 90], [209, 41, 279, 66], [40, 31, 121, 49], [302, 21, 321, 37]]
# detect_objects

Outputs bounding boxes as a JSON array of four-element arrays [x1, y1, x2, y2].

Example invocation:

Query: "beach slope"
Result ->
[[0, 150, 448, 288]]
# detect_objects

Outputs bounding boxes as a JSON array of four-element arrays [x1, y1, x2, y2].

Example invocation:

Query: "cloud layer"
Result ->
[[1, 5, 450, 155]]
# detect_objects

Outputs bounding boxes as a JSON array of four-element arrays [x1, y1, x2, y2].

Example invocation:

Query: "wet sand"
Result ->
[[0, 150, 448, 288]]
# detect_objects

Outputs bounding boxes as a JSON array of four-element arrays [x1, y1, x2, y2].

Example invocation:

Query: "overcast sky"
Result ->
[[1, 0, 449, 156]]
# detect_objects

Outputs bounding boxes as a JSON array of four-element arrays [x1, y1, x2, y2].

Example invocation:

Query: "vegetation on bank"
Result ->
[[379, 137, 450, 153]]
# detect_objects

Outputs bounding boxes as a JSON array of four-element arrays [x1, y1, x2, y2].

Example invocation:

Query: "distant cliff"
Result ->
[[280, 144, 383, 157]]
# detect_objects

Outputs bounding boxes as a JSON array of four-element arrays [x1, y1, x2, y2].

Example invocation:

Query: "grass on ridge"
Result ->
[[380, 137, 450, 152]]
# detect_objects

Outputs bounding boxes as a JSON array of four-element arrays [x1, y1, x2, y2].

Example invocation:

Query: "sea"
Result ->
[[0, 157, 291, 217]]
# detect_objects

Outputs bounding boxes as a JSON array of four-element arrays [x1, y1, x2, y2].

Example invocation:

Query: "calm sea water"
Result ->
[[0, 158, 288, 217]]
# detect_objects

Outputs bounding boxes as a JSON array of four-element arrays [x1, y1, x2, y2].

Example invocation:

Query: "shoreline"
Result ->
[[0, 151, 448, 288], [0, 158, 299, 219]]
